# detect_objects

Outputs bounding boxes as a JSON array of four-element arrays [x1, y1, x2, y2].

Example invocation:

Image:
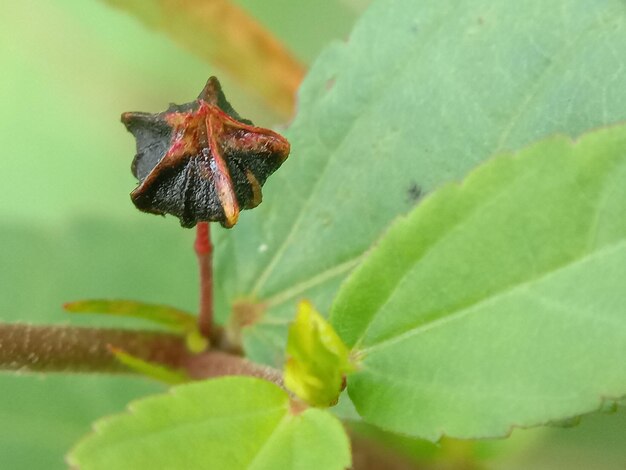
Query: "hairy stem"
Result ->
[[0, 324, 187, 373], [184, 350, 283, 385], [195, 222, 213, 339], [0, 324, 449, 467], [0, 323, 282, 385]]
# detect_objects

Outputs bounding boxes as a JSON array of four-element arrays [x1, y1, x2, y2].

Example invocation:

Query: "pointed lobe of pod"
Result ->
[[122, 77, 290, 228]]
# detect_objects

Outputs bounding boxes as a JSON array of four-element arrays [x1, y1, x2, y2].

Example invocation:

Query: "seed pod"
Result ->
[[122, 77, 290, 228]]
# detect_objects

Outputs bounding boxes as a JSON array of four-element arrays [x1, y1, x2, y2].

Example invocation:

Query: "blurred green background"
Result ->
[[0, 1, 360, 468], [0, 1, 624, 469]]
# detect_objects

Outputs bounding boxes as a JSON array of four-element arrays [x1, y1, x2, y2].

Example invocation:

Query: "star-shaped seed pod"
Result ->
[[122, 77, 290, 228]]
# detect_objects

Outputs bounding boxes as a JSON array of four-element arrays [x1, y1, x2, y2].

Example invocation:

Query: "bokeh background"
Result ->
[[1, 1, 625, 469], [0, 1, 359, 467]]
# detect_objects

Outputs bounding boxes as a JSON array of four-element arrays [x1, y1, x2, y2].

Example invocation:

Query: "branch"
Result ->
[[0, 323, 280, 385], [0, 324, 185, 373], [1, 324, 426, 467]]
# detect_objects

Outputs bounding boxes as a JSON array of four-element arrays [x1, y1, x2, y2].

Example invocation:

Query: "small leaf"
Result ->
[[68, 377, 351, 470], [64, 299, 209, 352], [331, 125, 626, 440], [64, 299, 197, 332], [284, 301, 353, 407], [108, 347, 189, 385]]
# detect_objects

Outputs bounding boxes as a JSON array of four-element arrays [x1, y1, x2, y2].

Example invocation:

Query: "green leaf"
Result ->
[[331, 125, 626, 440], [284, 300, 353, 407], [246, 405, 352, 470], [214, 0, 626, 367], [64, 299, 209, 352], [109, 347, 189, 385], [64, 299, 197, 332], [68, 377, 351, 470]]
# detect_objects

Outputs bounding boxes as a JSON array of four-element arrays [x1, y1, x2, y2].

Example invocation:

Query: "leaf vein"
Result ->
[[360, 239, 626, 355], [250, 11, 457, 298]]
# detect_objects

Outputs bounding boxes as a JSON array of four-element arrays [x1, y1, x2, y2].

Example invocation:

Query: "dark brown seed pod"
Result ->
[[122, 77, 291, 228]]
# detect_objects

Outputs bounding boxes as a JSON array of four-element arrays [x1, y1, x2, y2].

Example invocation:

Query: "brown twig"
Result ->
[[0, 324, 187, 373], [183, 350, 282, 385], [0, 323, 281, 385], [0, 324, 466, 468], [195, 222, 214, 339]]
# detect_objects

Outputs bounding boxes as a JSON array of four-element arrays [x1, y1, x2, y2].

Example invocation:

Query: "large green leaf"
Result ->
[[214, 0, 626, 367], [330, 125, 626, 440], [69, 377, 351, 470]]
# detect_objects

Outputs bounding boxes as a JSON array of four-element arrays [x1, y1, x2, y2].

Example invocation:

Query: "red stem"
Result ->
[[195, 222, 213, 339]]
